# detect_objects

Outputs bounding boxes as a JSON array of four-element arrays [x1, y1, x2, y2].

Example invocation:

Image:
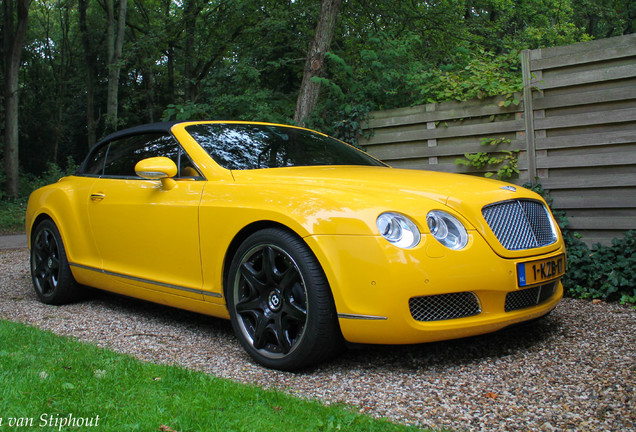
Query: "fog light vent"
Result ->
[[505, 282, 557, 312], [409, 292, 481, 322]]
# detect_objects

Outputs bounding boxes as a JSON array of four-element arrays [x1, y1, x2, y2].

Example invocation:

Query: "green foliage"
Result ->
[[571, 0, 636, 37], [0, 166, 6, 202], [0, 320, 423, 432], [162, 102, 213, 121], [414, 49, 524, 104], [331, 104, 372, 147], [20, 157, 79, 194], [498, 94, 522, 108], [0, 158, 78, 234], [0, 200, 27, 235], [307, 102, 371, 147], [456, 136, 519, 180], [563, 231, 636, 306], [524, 182, 636, 306], [462, 0, 592, 51], [520, 22, 593, 47], [10, 0, 631, 184]]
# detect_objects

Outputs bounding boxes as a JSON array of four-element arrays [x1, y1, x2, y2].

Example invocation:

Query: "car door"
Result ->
[[86, 133, 205, 299]]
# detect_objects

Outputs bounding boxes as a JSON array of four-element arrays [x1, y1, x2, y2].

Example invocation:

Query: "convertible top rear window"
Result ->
[[185, 123, 384, 170]]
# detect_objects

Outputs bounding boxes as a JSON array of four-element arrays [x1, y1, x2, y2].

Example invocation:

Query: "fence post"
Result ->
[[521, 49, 537, 182], [426, 103, 438, 165]]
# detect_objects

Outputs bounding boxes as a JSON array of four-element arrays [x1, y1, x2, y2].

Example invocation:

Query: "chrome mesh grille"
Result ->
[[505, 282, 557, 312], [409, 292, 481, 322], [482, 200, 557, 250]]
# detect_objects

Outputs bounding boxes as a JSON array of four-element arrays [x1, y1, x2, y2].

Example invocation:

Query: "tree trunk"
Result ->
[[183, 0, 202, 102], [50, 4, 72, 164], [78, 0, 98, 150], [167, 44, 176, 104], [3, 0, 31, 198], [142, 61, 155, 122], [293, 0, 343, 127], [104, 0, 127, 134]]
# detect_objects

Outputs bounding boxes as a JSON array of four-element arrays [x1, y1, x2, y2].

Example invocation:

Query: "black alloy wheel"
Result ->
[[227, 228, 342, 371], [30, 219, 80, 304]]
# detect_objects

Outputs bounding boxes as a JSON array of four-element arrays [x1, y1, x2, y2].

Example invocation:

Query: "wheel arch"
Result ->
[[28, 210, 73, 252], [222, 220, 304, 298], [29, 212, 55, 247]]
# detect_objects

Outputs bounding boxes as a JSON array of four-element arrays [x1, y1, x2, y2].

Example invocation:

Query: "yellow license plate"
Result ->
[[517, 254, 565, 287]]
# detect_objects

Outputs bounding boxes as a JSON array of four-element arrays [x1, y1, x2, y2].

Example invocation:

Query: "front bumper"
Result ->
[[305, 231, 564, 345]]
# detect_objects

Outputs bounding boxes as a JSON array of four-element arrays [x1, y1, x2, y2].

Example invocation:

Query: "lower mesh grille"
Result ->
[[409, 292, 481, 322], [505, 282, 557, 312]]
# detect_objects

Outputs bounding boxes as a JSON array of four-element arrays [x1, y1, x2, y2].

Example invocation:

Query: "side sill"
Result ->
[[68, 262, 223, 298]]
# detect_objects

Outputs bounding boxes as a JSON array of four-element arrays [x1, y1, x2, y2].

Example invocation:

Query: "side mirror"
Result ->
[[135, 157, 178, 190]]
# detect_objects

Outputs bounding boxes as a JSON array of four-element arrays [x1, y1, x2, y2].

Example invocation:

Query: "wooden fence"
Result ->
[[360, 33, 636, 245]]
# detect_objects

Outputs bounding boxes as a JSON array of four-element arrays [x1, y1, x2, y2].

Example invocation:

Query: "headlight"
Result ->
[[426, 211, 468, 250], [376, 212, 421, 249]]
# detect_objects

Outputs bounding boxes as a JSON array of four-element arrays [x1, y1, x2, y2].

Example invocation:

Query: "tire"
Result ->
[[227, 228, 342, 371], [30, 219, 81, 305]]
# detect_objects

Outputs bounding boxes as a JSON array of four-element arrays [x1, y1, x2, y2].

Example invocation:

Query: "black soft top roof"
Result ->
[[80, 121, 181, 174], [96, 121, 180, 146]]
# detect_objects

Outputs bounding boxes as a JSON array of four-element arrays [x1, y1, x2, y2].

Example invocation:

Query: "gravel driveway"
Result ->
[[1, 248, 634, 431]]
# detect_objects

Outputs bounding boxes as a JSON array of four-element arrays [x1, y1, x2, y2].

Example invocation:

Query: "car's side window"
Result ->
[[83, 145, 109, 175], [103, 134, 172, 177], [177, 148, 203, 179], [97, 133, 202, 179]]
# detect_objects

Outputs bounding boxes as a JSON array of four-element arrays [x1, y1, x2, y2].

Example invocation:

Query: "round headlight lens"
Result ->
[[376, 212, 421, 249], [426, 211, 468, 250]]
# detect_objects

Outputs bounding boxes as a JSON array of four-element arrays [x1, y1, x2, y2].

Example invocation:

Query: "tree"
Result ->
[[33, 1, 76, 163], [183, 0, 203, 102], [293, 0, 343, 126], [78, 0, 99, 150], [180, 0, 256, 103], [572, 0, 636, 37], [104, 0, 127, 134], [2, 0, 31, 198], [2, 0, 632, 186]]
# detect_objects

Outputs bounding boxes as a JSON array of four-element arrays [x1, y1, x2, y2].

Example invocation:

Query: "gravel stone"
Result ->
[[1, 248, 634, 431]]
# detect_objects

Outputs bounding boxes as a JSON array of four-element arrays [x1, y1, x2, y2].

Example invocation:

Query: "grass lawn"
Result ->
[[0, 320, 426, 432]]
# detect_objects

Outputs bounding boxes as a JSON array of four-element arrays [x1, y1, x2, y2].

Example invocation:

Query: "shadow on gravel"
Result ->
[[78, 286, 562, 373], [83, 288, 235, 336], [330, 316, 562, 372]]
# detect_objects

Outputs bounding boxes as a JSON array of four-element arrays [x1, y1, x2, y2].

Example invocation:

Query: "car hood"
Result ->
[[231, 165, 548, 235]]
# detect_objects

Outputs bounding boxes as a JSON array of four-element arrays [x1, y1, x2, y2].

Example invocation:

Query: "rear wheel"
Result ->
[[30, 219, 81, 305], [227, 228, 342, 370]]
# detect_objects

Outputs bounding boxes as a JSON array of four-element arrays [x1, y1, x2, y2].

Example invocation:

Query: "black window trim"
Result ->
[[77, 127, 205, 181]]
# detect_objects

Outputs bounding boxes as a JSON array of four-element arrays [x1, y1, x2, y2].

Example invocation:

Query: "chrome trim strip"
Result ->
[[337, 313, 387, 321], [69, 262, 223, 298]]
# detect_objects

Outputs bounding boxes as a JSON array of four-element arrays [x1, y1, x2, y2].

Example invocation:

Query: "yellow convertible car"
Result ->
[[26, 121, 565, 370]]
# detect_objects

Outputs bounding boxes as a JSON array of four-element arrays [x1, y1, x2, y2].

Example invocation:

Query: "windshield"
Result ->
[[185, 123, 385, 170]]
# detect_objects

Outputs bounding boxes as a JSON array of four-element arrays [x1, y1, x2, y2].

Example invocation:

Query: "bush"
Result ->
[[524, 182, 636, 306], [564, 231, 636, 306], [0, 158, 78, 234], [0, 199, 28, 234], [20, 156, 79, 195]]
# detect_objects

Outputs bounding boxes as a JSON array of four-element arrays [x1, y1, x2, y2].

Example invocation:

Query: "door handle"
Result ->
[[90, 193, 106, 201]]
